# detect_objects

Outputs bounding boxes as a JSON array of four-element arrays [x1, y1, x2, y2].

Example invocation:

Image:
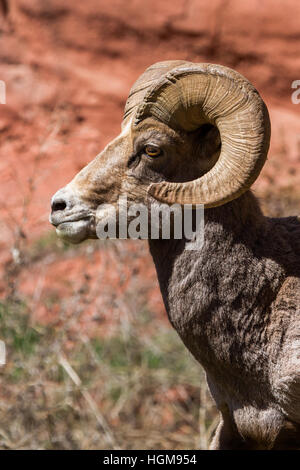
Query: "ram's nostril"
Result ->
[[52, 200, 67, 212]]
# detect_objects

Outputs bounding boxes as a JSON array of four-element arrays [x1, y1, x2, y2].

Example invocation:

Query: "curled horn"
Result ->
[[133, 63, 270, 208]]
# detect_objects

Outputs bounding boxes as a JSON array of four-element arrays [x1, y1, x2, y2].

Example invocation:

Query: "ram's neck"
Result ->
[[148, 191, 285, 381]]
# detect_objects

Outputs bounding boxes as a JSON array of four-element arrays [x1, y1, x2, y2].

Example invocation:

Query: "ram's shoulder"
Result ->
[[272, 280, 300, 423], [273, 365, 300, 423], [273, 276, 300, 311]]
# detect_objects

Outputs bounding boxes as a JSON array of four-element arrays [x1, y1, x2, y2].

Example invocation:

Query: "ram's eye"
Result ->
[[144, 145, 162, 157]]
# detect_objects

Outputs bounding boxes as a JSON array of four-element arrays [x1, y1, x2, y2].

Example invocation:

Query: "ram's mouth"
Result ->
[[50, 213, 95, 244]]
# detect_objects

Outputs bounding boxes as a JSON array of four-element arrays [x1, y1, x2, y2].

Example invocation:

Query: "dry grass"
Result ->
[[0, 233, 217, 450], [0, 285, 216, 449]]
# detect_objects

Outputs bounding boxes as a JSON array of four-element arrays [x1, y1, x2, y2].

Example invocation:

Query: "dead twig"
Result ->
[[58, 353, 119, 450]]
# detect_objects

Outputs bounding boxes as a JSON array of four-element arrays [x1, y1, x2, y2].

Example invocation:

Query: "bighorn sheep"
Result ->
[[50, 61, 300, 449]]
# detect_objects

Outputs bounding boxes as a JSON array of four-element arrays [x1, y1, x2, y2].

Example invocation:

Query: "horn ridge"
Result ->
[[131, 62, 270, 208]]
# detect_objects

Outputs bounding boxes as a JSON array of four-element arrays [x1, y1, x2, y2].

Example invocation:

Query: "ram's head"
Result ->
[[50, 61, 270, 243]]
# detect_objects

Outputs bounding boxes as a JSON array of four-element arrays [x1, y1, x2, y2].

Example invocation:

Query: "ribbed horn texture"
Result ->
[[123, 60, 191, 125], [126, 62, 270, 208]]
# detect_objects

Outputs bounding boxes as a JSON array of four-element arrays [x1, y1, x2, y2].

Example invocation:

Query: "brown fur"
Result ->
[[149, 192, 300, 449], [51, 116, 300, 450]]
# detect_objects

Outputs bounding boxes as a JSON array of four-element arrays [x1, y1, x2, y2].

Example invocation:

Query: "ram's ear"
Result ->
[[200, 125, 221, 156], [191, 124, 221, 171]]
